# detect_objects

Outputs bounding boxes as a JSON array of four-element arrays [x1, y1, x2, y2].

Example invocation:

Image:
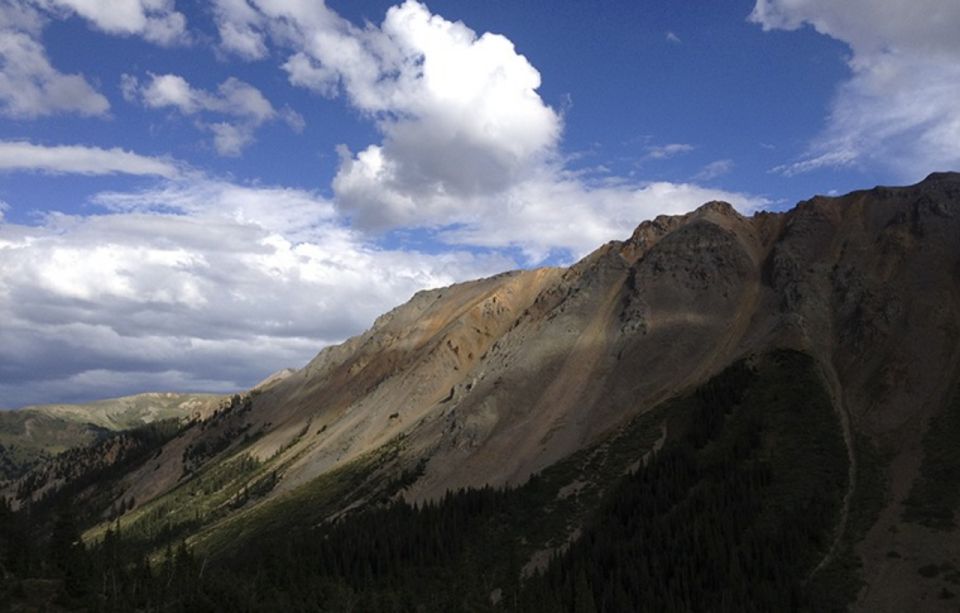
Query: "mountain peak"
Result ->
[[919, 170, 960, 184], [693, 200, 740, 218]]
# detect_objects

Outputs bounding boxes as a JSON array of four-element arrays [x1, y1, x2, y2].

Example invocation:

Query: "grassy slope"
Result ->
[[0, 412, 106, 481], [20, 393, 221, 431], [83, 382, 670, 593]]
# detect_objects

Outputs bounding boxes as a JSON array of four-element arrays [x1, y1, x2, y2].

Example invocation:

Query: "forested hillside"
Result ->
[[0, 352, 864, 611]]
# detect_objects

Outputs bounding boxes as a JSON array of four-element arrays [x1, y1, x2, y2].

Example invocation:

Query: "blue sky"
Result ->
[[1, 0, 958, 407]]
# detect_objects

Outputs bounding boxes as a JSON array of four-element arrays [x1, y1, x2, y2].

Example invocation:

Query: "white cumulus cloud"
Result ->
[[41, 0, 188, 46], [751, 0, 960, 179], [207, 0, 766, 263], [0, 3, 109, 118], [0, 0, 191, 119], [211, 0, 268, 60], [215, 0, 561, 228]]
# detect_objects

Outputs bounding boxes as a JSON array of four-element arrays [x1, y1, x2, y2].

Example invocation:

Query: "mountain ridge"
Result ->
[[0, 392, 222, 481], [3, 172, 960, 611]]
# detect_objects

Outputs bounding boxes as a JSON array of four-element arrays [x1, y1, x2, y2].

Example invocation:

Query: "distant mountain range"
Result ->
[[2, 173, 959, 611], [0, 393, 221, 480]]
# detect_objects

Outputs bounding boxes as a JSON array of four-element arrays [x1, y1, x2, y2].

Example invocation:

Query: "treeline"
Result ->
[[0, 351, 849, 611], [518, 353, 847, 612], [182, 393, 256, 475], [14, 419, 181, 503], [0, 419, 189, 609], [2, 487, 517, 611], [902, 382, 960, 529], [0, 499, 208, 611]]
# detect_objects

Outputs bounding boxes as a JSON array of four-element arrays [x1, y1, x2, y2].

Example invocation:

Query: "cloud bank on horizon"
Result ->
[[0, 0, 957, 406]]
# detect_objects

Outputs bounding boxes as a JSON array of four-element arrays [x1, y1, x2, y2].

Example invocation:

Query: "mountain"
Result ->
[[0, 393, 221, 481], [2, 172, 959, 611]]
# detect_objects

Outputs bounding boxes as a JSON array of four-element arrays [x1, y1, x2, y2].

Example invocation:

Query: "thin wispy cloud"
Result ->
[[694, 159, 735, 181], [752, 0, 960, 180], [0, 141, 179, 177], [643, 143, 696, 160], [122, 73, 304, 156]]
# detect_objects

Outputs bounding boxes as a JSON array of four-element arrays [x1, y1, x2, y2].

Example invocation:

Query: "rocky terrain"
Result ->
[[3, 172, 959, 611]]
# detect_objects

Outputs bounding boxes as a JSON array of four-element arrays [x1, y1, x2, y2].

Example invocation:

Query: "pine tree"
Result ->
[[50, 504, 88, 597]]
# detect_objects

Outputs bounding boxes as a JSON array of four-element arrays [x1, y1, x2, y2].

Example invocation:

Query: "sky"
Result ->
[[1, 0, 958, 408]]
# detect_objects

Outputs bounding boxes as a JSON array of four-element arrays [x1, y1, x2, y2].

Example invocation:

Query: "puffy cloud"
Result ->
[[123, 73, 305, 156], [214, 0, 561, 227], [0, 140, 179, 176], [0, 1, 44, 33], [0, 6, 109, 118], [41, 0, 188, 46], [137, 74, 274, 120], [212, 0, 268, 60], [750, 0, 960, 55], [138, 72, 197, 112], [208, 0, 764, 263], [0, 0, 193, 120], [0, 178, 511, 407], [336, 1, 561, 209], [751, 0, 960, 179], [0, 0, 189, 120], [207, 122, 253, 157]]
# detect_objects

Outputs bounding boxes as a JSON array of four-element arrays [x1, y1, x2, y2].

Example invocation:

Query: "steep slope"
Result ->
[[9, 172, 959, 611]]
